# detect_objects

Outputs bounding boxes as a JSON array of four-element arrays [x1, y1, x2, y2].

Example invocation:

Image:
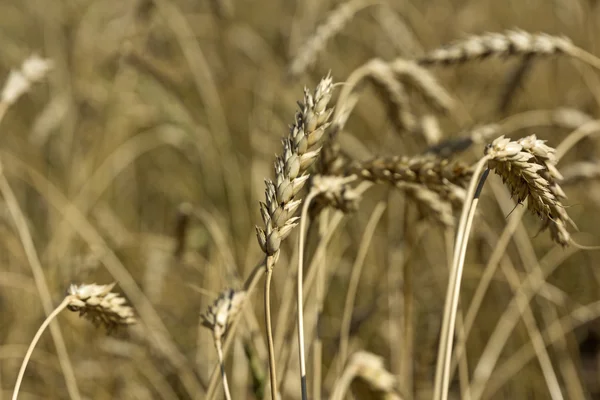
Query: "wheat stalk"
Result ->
[[561, 161, 600, 185], [254, 75, 334, 400], [12, 283, 135, 400]]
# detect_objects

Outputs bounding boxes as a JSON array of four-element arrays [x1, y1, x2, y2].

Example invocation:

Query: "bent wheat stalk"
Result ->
[[12, 283, 135, 400], [433, 156, 490, 400]]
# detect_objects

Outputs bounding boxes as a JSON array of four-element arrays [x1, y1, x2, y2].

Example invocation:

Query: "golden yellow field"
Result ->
[[1, 0, 600, 399]]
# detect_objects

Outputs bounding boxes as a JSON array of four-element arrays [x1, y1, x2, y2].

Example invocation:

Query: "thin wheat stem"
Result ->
[[297, 190, 318, 400], [467, 245, 580, 400], [215, 339, 232, 400], [433, 156, 490, 400], [338, 202, 387, 369], [565, 45, 600, 72], [555, 119, 600, 160], [401, 200, 414, 396], [12, 297, 71, 400], [450, 206, 526, 379], [312, 210, 328, 400], [265, 264, 278, 400]]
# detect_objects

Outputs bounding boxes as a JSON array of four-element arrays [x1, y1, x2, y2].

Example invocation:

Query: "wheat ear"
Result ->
[[12, 283, 135, 400], [201, 289, 246, 400], [485, 135, 573, 246], [418, 29, 600, 75], [418, 30, 572, 65], [255, 75, 334, 400]]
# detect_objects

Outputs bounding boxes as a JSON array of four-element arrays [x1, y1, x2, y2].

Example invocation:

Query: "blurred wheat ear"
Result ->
[[12, 283, 135, 400]]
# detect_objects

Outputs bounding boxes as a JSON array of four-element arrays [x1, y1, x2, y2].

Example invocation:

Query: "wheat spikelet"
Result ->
[[288, 0, 376, 78], [418, 30, 572, 66], [66, 283, 136, 330], [255, 75, 334, 268], [485, 135, 573, 245], [201, 288, 246, 341]]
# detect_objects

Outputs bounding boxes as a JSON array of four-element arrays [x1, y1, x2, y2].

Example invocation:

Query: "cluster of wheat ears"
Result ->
[[6, 24, 600, 400]]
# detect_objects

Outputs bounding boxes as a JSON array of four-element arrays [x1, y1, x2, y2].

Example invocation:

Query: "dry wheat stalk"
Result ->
[[367, 61, 418, 132], [66, 283, 136, 330], [333, 57, 455, 139], [389, 59, 455, 113], [288, 0, 378, 78], [255, 75, 334, 400], [12, 283, 135, 400], [485, 135, 573, 246], [418, 30, 572, 65], [201, 289, 247, 400], [561, 161, 600, 185]]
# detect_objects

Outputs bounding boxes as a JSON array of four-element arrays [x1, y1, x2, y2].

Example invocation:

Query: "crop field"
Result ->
[[1, 0, 600, 399]]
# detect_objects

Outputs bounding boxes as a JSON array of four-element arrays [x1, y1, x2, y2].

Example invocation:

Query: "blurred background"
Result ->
[[1, 0, 600, 399]]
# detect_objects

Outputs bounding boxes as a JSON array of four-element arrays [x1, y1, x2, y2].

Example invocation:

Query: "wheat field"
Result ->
[[1, 0, 600, 399]]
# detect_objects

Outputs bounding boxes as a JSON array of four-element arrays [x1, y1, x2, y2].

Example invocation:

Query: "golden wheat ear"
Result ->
[[485, 135, 573, 246], [12, 283, 135, 400], [66, 283, 136, 330]]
